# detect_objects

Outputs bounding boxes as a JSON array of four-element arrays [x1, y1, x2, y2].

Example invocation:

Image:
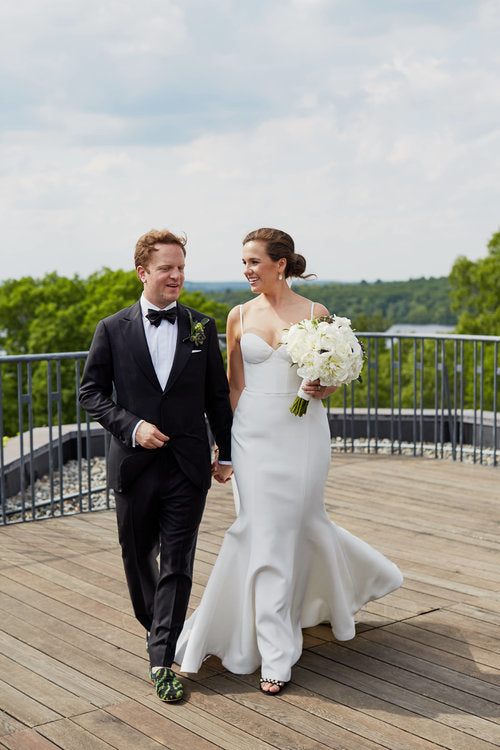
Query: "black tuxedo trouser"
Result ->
[[114, 448, 207, 668]]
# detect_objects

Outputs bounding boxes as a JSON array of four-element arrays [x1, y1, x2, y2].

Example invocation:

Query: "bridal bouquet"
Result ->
[[281, 315, 364, 417]]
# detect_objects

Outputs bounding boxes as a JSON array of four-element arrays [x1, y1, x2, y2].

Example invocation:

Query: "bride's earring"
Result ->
[[279, 274, 283, 280]]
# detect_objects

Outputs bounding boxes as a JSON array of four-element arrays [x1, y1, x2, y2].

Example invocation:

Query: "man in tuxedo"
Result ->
[[79, 229, 233, 702]]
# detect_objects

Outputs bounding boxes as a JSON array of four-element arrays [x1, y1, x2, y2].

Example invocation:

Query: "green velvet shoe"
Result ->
[[149, 667, 184, 702]]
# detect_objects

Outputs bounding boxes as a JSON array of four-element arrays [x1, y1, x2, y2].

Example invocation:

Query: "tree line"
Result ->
[[0, 229, 498, 437], [205, 275, 456, 332]]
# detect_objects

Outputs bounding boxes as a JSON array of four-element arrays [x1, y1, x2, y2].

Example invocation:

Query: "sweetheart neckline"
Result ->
[[241, 332, 283, 352]]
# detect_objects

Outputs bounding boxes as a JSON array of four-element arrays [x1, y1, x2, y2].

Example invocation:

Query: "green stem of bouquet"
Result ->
[[289, 396, 309, 417]]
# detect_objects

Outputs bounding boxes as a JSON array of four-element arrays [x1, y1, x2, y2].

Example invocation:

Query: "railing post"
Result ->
[[494, 341, 498, 468], [442, 361, 456, 461], [0, 365, 6, 526]]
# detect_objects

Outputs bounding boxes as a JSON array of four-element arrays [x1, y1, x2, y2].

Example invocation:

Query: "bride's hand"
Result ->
[[213, 462, 233, 483], [303, 379, 338, 399]]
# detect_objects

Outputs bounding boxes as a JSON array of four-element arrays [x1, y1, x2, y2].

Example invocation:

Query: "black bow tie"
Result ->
[[146, 307, 177, 327]]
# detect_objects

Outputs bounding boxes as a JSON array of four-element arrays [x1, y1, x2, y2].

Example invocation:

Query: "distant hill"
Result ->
[[186, 277, 456, 331], [184, 281, 250, 292], [184, 280, 341, 292]]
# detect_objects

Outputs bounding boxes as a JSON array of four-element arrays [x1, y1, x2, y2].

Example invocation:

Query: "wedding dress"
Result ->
[[175, 305, 403, 682]]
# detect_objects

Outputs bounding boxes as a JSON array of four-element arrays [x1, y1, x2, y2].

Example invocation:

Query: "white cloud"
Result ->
[[477, 0, 500, 29], [0, 0, 499, 284]]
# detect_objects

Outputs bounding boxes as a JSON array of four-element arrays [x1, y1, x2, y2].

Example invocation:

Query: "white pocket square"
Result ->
[[191, 349, 202, 353]]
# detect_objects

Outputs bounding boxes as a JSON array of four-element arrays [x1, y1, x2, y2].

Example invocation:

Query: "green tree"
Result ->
[[0, 269, 230, 436], [450, 229, 500, 335], [81, 268, 142, 347], [178, 290, 229, 335], [206, 277, 457, 327], [351, 311, 391, 332], [0, 273, 86, 354], [448, 230, 500, 414]]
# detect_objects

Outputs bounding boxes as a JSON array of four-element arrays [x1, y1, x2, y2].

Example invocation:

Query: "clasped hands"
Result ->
[[301, 379, 339, 399], [135, 421, 233, 484], [211, 446, 233, 484]]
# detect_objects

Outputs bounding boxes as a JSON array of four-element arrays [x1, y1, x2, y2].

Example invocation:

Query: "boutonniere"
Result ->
[[184, 310, 210, 346]]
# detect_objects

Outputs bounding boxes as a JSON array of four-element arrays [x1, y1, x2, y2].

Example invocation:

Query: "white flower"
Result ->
[[281, 314, 364, 416]]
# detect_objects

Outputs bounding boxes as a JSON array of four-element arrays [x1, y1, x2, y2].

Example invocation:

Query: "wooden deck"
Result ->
[[0, 453, 499, 750]]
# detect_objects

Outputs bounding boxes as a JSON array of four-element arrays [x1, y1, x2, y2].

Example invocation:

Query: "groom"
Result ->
[[79, 229, 233, 702]]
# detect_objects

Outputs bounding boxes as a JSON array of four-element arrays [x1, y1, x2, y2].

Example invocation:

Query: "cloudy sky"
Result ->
[[1, 0, 499, 284]]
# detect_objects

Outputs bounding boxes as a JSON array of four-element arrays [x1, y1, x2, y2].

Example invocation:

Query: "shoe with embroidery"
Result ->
[[149, 667, 184, 702]]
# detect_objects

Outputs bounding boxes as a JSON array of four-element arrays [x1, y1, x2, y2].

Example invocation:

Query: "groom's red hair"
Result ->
[[134, 229, 187, 269]]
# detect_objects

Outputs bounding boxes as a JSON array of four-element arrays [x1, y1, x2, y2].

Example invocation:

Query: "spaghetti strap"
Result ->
[[239, 304, 244, 335], [310, 301, 315, 319]]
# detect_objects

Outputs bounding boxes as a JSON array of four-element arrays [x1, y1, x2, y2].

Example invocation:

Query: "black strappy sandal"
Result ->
[[259, 678, 287, 695]]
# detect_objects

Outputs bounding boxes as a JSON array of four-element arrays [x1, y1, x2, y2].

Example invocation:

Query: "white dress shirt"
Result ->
[[140, 294, 178, 389], [132, 295, 178, 446]]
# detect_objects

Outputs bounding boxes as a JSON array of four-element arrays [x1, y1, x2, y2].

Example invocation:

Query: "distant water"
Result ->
[[184, 280, 341, 291], [384, 323, 455, 336]]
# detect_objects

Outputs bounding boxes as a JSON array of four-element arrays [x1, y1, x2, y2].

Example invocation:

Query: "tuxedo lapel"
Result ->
[[119, 301, 162, 390], [163, 304, 193, 395]]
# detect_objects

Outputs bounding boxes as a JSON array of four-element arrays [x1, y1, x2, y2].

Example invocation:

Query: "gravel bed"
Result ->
[[3, 439, 498, 523], [331, 437, 499, 465], [4, 456, 113, 522]]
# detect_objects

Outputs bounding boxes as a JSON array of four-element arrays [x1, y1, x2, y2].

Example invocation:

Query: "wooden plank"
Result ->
[[0, 593, 148, 681], [0, 711, 24, 740], [72, 709, 167, 749], [0, 653, 91, 717], [230, 670, 442, 750], [36, 719, 115, 750], [393, 619, 500, 670], [0, 728, 61, 749], [449, 602, 500, 626], [201, 672, 385, 750], [0, 567, 139, 635], [2, 561, 131, 612], [43, 557, 128, 597], [0, 523, 103, 558], [137, 693, 281, 750], [311, 640, 500, 732], [293, 658, 499, 750], [299, 650, 500, 748], [356, 628, 500, 700], [61, 552, 125, 584], [0, 577, 143, 659], [0, 631, 126, 708], [400, 575, 487, 606], [0, 680, 60, 728], [405, 608, 500, 650], [106, 700, 220, 750], [0, 611, 149, 701], [373, 621, 500, 676]]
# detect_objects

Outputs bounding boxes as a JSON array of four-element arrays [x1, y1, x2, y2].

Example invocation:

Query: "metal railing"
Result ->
[[332, 332, 499, 465], [1, 332, 498, 525], [1, 352, 111, 525]]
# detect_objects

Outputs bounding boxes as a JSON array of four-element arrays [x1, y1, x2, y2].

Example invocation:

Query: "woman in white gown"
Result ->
[[175, 228, 403, 694]]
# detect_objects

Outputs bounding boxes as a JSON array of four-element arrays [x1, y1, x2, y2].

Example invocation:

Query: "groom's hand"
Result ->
[[213, 462, 233, 483], [135, 421, 170, 449]]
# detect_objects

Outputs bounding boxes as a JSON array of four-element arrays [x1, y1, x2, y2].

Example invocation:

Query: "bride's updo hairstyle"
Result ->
[[243, 227, 314, 279]]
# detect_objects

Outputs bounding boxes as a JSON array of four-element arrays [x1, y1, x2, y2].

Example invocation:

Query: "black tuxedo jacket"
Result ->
[[79, 301, 232, 493]]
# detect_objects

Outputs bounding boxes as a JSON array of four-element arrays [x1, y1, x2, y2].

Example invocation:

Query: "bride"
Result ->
[[175, 227, 403, 694]]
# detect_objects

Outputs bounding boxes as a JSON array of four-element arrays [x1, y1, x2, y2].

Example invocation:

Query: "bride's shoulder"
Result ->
[[290, 293, 329, 318], [312, 302, 329, 317], [228, 300, 253, 320]]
